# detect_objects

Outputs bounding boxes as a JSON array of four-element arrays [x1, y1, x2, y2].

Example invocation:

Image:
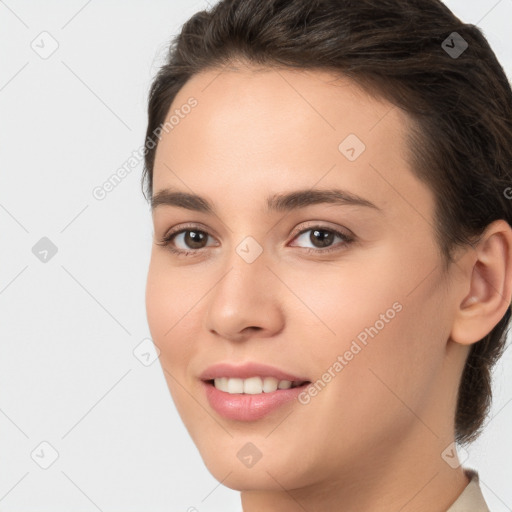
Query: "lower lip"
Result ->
[[203, 381, 310, 421]]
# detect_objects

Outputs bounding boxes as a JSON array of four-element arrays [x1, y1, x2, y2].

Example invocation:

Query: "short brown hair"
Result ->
[[141, 0, 512, 445]]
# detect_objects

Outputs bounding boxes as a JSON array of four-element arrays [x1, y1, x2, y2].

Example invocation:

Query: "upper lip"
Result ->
[[199, 362, 310, 382]]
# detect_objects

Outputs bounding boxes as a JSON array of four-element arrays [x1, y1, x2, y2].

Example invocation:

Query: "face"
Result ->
[[145, 64, 462, 491]]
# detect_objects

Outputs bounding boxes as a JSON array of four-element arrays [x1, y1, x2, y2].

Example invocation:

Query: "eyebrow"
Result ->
[[151, 187, 381, 214]]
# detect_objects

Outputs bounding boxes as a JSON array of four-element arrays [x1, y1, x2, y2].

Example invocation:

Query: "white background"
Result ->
[[0, 1, 511, 511]]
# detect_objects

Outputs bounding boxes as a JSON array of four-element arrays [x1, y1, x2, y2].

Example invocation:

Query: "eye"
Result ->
[[171, 229, 212, 250], [156, 223, 354, 258], [289, 225, 354, 254], [156, 224, 218, 257]]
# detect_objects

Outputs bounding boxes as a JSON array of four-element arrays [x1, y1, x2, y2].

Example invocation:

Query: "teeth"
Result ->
[[214, 377, 229, 392], [227, 378, 244, 394], [262, 377, 279, 393], [244, 376, 263, 394], [213, 376, 303, 394]]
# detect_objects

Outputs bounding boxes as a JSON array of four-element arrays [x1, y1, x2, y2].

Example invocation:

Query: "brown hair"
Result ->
[[141, 0, 512, 445]]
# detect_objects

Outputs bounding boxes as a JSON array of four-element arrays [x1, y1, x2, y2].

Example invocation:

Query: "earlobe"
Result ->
[[450, 219, 512, 346]]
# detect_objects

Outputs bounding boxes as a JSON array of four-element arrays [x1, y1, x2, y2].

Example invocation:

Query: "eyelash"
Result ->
[[156, 223, 355, 258]]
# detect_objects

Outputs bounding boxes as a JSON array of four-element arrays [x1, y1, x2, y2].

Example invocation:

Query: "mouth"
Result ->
[[201, 376, 312, 421], [204, 376, 310, 394], [199, 362, 312, 421]]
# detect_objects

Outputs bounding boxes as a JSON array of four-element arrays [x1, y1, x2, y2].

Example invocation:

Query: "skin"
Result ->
[[145, 62, 512, 511]]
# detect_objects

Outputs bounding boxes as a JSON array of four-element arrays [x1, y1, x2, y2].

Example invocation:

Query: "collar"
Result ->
[[446, 468, 490, 511]]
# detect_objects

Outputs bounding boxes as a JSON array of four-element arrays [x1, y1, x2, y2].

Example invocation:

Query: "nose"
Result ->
[[203, 245, 285, 342]]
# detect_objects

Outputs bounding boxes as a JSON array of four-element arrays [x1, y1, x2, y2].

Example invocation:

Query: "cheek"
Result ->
[[145, 251, 202, 335], [274, 245, 408, 348], [145, 260, 205, 430], [284, 243, 447, 412], [331, 299, 445, 459], [145, 258, 171, 348], [145, 256, 197, 373]]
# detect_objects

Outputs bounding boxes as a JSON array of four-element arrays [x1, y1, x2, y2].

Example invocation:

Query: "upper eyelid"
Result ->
[[163, 222, 217, 239]]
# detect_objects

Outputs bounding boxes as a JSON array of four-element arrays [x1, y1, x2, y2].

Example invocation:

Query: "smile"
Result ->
[[199, 361, 312, 421], [211, 376, 308, 394]]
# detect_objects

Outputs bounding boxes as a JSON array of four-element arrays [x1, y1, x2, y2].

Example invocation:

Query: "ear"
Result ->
[[450, 219, 512, 345]]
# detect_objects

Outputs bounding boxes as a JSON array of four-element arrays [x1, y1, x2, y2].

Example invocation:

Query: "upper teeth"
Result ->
[[213, 376, 302, 394]]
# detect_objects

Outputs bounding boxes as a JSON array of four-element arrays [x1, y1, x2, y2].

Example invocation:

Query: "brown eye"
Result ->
[[160, 228, 213, 250], [291, 226, 353, 253], [179, 230, 209, 249], [156, 224, 219, 257], [309, 229, 335, 248]]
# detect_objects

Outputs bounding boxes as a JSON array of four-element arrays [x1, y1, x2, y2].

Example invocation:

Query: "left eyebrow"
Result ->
[[150, 187, 382, 214], [266, 188, 381, 213]]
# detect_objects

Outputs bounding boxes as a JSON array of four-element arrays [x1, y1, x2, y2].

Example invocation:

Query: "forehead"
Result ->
[[152, 64, 432, 228], [163, 65, 399, 151]]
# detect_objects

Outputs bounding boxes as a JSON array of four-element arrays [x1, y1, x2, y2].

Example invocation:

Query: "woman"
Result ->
[[142, 0, 512, 510]]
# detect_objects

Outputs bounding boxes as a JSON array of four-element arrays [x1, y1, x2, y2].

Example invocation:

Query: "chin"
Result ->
[[191, 434, 319, 492]]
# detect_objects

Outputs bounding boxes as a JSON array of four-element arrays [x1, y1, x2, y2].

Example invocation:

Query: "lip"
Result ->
[[202, 381, 310, 421], [199, 361, 311, 421]]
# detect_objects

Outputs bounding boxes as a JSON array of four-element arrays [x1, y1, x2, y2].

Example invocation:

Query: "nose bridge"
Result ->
[[203, 233, 284, 338], [217, 234, 269, 303]]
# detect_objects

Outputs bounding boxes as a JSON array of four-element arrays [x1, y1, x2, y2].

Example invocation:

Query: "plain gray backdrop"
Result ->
[[1, 1, 511, 511]]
